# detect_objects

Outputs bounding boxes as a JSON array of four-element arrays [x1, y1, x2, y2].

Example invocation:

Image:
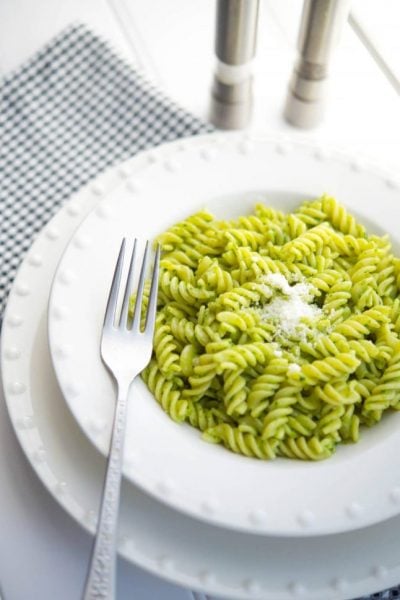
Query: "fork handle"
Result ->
[[83, 381, 130, 600]]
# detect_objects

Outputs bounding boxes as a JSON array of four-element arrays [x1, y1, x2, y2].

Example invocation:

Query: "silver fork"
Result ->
[[83, 238, 160, 600]]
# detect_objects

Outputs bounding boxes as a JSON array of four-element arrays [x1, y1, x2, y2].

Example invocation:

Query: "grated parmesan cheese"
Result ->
[[258, 274, 322, 340]]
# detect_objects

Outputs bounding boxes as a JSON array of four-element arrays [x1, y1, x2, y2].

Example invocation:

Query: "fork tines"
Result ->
[[104, 238, 160, 334]]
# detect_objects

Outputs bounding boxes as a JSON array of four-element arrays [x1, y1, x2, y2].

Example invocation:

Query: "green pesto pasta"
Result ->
[[136, 195, 400, 461]]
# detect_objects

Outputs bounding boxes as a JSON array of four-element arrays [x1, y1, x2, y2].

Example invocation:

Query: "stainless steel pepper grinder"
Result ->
[[284, 0, 351, 128], [210, 0, 260, 130]]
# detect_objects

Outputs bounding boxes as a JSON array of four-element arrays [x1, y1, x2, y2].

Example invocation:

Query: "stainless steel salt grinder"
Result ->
[[284, 0, 351, 128], [210, 0, 260, 129]]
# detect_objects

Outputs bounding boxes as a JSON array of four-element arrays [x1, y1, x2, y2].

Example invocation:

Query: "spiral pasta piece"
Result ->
[[143, 361, 188, 421], [281, 223, 335, 261], [321, 194, 366, 237], [299, 353, 360, 385], [279, 436, 334, 460], [294, 199, 326, 227], [363, 345, 400, 413], [248, 358, 289, 417], [203, 423, 279, 459]]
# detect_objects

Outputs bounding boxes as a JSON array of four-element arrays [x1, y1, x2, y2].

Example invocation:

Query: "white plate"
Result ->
[[49, 134, 400, 536], [47, 132, 400, 538], [3, 135, 400, 599]]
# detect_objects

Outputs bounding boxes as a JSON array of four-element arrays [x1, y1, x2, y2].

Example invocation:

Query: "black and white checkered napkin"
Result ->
[[0, 23, 211, 320], [0, 22, 397, 600]]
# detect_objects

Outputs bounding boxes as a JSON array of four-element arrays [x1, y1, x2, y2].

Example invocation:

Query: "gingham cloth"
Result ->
[[0, 22, 397, 600], [0, 23, 211, 320]]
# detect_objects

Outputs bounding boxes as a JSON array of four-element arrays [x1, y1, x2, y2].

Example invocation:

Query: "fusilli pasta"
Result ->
[[135, 195, 400, 460]]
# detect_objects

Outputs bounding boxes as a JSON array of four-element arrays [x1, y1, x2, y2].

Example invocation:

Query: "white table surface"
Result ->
[[1, 1, 399, 599]]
